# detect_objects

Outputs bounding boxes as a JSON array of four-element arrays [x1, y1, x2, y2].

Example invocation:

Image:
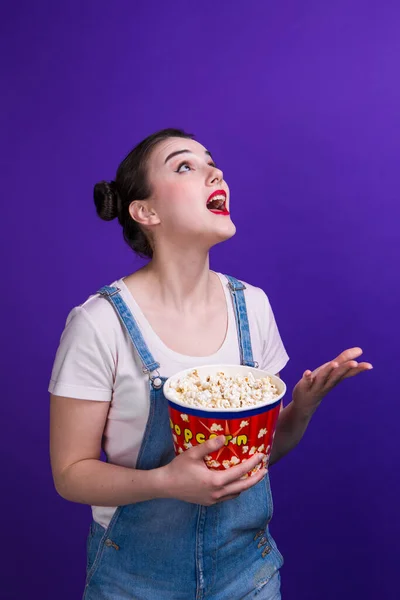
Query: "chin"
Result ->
[[211, 220, 237, 245]]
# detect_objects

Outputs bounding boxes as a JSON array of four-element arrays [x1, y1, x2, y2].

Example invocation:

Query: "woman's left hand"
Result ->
[[292, 347, 373, 417]]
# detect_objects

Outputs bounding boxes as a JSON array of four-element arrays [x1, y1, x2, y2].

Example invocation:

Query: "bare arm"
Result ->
[[269, 402, 311, 466], [268, 372, 312, 467], [269, 347, 372, 466], [50, 394, 266, 507], [49, 394, 167, 506]]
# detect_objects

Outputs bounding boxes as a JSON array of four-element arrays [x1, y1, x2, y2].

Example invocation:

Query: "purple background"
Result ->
[[2, 1, 398, 598]]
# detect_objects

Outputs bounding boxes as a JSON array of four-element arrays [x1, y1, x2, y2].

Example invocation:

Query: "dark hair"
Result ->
[[93, 128, 194, 259]]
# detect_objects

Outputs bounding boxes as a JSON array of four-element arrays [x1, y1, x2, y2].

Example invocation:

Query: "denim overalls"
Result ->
[[83, 276, 283, 600]]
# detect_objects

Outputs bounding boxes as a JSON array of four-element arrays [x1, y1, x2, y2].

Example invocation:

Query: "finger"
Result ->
[[190, 435, 225, 459], [341, 362, 373, 379], [219, 453, 264, 485], [308, 351, 371, 388], [317, 357, 363, 388], [224, 466, 267, 497], [325, 362, 357, 388], [315, 361, 340, 387], [323, 360, 367, 390], [310, 361, 331, 378], [333, 347, 364, 365], [303, 370, 316, 387], [329, 361, 373, 385], [216, 493, 241, 503]]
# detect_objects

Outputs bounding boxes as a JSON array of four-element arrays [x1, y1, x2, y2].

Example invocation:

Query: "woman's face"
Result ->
[[137, 137, 236, 251]]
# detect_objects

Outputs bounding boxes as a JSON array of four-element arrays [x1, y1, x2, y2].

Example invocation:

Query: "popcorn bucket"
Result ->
[[164, 365, 286, 475]]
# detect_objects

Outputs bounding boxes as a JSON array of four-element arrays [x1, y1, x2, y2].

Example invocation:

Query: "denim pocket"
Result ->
[[264, 473, 274, 524], [252, 569, 281, 599], [85, 521, 106, 577]]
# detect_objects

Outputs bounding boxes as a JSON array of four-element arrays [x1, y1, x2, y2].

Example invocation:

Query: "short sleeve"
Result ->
[[260, 290, 289, 375], [48, 306, 115, 401]]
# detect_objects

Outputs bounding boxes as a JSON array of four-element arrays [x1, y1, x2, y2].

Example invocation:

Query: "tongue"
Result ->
[[207, 200, 225, 211]]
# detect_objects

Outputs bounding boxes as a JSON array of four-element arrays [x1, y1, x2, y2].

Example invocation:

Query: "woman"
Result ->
[[49, 128, 372, 599]]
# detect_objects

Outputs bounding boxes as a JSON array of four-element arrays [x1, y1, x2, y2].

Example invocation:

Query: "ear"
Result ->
[[129, 201, 161, 226]]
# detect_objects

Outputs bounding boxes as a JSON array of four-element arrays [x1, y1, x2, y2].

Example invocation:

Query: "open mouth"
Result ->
[[206, 190, 230, 215]]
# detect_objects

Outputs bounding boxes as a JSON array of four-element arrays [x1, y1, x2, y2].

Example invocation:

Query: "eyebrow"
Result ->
[[164, 149, 212, 164]]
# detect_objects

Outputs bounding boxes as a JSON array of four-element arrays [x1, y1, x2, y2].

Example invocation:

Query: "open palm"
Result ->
[[292, 347, 373, 416]]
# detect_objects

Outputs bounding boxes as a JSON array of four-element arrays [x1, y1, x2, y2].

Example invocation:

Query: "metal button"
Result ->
[[253, 530, 264, 541], [257, 536, 267, 548], [105, 538, 120, 550], [262, 546, 272, 558], [152, 377, 162, 389]]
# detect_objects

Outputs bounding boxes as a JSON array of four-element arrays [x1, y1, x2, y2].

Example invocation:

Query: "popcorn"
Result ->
[[221, 455, 242, 469], [172, 434, 178, 443], [258, 444, 265, 453], [242, 446, 249, 454], [240, 420, 249, 428], [206, 459, 221, 468], [210, 423, 223, 432], [249, 446, 257, 456], [184, 441, 193, 449], [180, 414, 189, 422], [168, 370, 279, 409], [252, 463, 262, 474], [258, 428, 267, 438]]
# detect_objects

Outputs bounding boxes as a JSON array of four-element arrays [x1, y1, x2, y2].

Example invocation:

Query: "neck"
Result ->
[[140, 245, 216, 314]]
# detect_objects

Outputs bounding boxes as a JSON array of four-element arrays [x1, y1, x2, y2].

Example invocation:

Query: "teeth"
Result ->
[[208, 195, 225, 203], [207, 194, 226, 210], [207, 200, 226, 210]]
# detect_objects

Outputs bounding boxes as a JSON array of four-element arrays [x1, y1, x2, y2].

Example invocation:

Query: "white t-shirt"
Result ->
[[49, 273, 290, 527]]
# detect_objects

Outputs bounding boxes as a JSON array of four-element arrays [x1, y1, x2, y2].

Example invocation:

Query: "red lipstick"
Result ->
[[206, 190, 230, 215]]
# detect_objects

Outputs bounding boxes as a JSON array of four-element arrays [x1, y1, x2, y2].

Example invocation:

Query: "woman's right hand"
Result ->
[[158, 436, 266, 506]]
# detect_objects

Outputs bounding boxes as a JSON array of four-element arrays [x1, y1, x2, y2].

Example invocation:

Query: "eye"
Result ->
[[208, 161, 218, 169], [176, 162, 191, 173]]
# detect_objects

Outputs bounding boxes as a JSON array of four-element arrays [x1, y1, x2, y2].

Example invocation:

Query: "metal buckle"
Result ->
[[108, 287, 121, 297], [228, 281, 246, 292], [150, 369, 162, 389], [99, 287, 121, 298], [143, 367, 162, 389]]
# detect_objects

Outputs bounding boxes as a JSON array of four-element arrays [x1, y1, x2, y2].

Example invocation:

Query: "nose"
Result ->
[[207, 164, 224, 185]]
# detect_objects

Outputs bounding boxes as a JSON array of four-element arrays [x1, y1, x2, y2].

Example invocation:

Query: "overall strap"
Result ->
[[98, 286, 161, 381], [224, 275, 258, 368]]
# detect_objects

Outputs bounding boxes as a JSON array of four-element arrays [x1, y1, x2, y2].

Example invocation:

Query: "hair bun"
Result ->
[[93, 180, 120, 221]]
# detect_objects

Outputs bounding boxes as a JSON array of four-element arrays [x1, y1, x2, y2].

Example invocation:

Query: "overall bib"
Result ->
[[84, 276, 283, 600]]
